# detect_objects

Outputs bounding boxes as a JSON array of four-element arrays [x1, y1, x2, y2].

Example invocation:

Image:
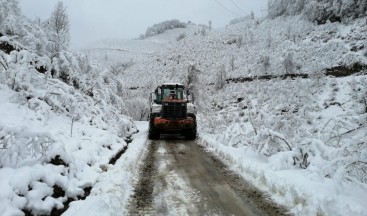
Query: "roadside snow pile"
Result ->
[[63, 122, 148, 216], [200, 136, 367, 216], [199, 73, 367, 215]]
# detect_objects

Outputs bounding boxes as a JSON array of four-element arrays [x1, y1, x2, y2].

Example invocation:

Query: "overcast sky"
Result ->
[[18, 0, 268, 48]]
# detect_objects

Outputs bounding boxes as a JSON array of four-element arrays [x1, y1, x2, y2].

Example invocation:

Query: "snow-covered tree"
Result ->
[[251, 10, 255, 19], [187, 65, 199, 91], [46, 1, 70, 57], [229, 55, 235, 71], [260, 55, 270, 73], [200, 27, 206, 37], [215, 65, 226, 90], [143, 19, 186, 39], [0, 0, 22, 36], [237, 35, 243, 48], [283, 53, 294, 74]]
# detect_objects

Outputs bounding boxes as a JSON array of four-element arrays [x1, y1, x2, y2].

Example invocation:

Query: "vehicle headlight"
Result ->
[[187, 103, 196, 114], [152, 104, 162, 113]]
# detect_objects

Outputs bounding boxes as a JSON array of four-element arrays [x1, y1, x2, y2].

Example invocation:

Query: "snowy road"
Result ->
[[128, 137, 287, 216]]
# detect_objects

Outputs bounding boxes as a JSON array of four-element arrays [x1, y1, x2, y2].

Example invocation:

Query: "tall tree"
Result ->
[[0, 0, 22, 36], [215, 65, 226, 90], [47, 1, 70, 57]]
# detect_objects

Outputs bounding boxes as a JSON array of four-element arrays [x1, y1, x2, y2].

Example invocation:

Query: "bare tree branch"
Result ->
[[272, 132, 292, 151], [346, 160, 367, 168], [328, 123, 367, 141], [0, 53, 8, 70]]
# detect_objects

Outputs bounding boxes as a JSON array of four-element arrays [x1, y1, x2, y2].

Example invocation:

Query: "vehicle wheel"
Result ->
[[148, 126, 160, 140], [185, 127, 197, 140], [148, 129, 160, 140], [148, 117, 160, 140]]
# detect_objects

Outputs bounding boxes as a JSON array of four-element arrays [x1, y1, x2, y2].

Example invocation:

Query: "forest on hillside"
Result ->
[[268, 0, 367, 23]]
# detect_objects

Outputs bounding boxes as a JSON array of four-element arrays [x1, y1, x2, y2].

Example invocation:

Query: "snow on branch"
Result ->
[[268, 129, 292, 151]]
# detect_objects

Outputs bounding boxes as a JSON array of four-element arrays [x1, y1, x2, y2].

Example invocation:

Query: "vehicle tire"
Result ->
[[185, 127, 197, 140], [148, 116, 160, 140], [148, 129, 160, 140]]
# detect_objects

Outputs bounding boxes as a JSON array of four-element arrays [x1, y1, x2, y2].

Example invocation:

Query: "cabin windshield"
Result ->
[[162, 86, 184, 100]]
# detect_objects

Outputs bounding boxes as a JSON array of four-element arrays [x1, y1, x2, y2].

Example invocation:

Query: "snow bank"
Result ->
[[63, 122, 148, 216], [199, 135, 367, 216]]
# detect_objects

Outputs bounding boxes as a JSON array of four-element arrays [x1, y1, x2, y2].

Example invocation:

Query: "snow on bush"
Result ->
[[201, 75, 367, 179]]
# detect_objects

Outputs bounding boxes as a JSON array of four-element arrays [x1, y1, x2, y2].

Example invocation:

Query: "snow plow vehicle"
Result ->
[[148, 83, 197, 140]]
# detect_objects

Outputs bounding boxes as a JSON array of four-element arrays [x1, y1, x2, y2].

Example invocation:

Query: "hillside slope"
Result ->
[[86, 15, 367, 215], [0, 1, 138, 215]]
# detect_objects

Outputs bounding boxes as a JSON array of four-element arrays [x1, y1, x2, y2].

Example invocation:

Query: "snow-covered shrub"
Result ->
[[0, 126, 54, 167], [176, 33, 186, 41], [120, 87, 149, 120]]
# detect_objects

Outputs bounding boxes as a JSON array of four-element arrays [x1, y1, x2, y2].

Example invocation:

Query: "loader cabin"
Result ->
[[153, 83, 186, 104]]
